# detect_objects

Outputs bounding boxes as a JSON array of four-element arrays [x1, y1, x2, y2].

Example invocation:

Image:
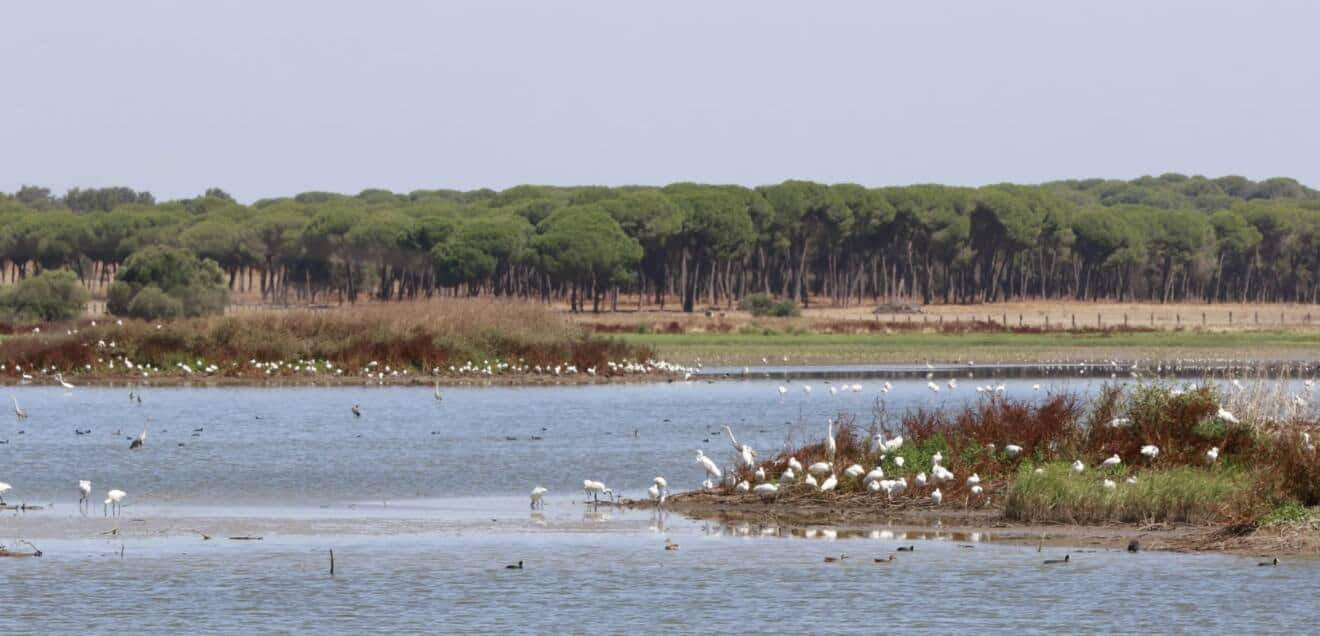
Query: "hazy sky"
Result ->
[[3, 1, 1317, 202]]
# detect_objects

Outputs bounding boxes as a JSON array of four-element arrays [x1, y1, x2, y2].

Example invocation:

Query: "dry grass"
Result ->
[[0, 299, 653, 379]]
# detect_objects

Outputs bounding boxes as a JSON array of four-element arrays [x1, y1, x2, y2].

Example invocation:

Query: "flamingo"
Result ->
[[104, 489, 126, 517], [530, 486, 547, 509]]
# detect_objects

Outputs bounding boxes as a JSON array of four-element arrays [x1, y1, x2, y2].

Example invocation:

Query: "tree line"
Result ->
[[2, 174, 1318, 313]]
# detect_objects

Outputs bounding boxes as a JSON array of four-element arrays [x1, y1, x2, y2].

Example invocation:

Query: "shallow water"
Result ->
[[1, 369, 1316, 633]]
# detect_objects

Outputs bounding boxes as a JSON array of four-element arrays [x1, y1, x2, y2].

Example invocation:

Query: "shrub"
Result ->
[[108, 246, 228, 320], [767, 300, 801, 317], [737, 292, 774, 315], [0, 270, 88, 322]]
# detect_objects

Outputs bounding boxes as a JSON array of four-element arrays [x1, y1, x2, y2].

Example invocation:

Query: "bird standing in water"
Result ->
[[129, 430, 146, 450]]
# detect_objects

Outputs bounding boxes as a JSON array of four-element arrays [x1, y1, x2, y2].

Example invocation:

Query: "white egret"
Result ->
[[1217, 408, 1239, 424], [1140, 445, 1160, 460], [55, 373, 75, 390], [12, 397, 27, 419], [104, 489, 126, 517], [820, 474, 838, 492], [863, 467, 886, 485], [78, 479, 92, 509], [893, 456, 905, 468], [844, 464, 865, 479], [695, 450, 722, 480], [779, 468, 796, 483], [883, 436, 904, 453], [433, 382, 443, 401], [931, 451, 944, 466], [1032, 384, 1041, 391], [828, 386, 838, 397], [970, 484, 984, 496], [1070, 460, 1085, 474], [755, 467, 766, 482], [927, 381, 940, 393], [777, 386, 788, 399], [825, 420, 836, 460], [804, 474, 819, 489], [914, 472, 928, 487], [1110, 418, 1131, 428], [1102, 479, 1117, 490], [787, 457, 803, 473], [1005, 444, 1023, 456], [1100, 454, 1121, 469], [0, 481, 10, 504], [1125, 476, 1138, 485], [807, 461, 833, 477], [966, 473, 981, 487], [735, 480, 750, 493], [530, 486, 548, 509], [867, 479, 883, 493], [1205, 446, 1219, 464], [931, 488, 943, 505], [802, 385, 812, 395], [753, 483, 778, 500]]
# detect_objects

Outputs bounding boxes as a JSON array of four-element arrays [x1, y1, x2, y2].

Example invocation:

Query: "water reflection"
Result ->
[[696, 521, 995, 544]]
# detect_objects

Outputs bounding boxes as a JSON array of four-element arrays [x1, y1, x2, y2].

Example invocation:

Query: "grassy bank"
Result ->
[[0, 301, 663, 382], [615, 329, 1320, 365], [690, 384, 1319, 535]]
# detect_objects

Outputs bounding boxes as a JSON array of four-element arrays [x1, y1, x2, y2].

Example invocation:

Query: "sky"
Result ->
[[2, 0, 1317, 202]]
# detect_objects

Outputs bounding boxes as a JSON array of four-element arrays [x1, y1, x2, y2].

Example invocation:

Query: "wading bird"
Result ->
[[78, 479, 92, 511], [104, 489, 126, 517], [1141, 445, 1160, 460], [753, 483, 778, 500], [433, 382, 443, 401], [1101, 454, 1121, 469], [825, 420, 836, 460], [12, 397, 26, 420], [1217, 408, 1239, 424], [582, 480, 613, 503], [695, 450, 722, 481], [931, 488, 943, 505], [820, 474, 838, 492], [530, 486, 547, 509], [1205, 446, 1219, 464], [129, 430, 146, 450], [0, 482, 10, 504], [55, 373, 75, 390], [1071, 460, 1085, 474]]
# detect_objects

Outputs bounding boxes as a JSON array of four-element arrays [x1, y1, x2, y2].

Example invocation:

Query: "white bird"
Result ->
[[1102, 479, 1117, 490], [931, 451, 944, 466], [828, 386, 838, 397], [863, 467, 886, 485], [808, 461, 833, 477], [1109, 418, 1131, 428], [931, 488, 943, 505], [78, 479, 92, 506], [844, 464, 865, 479], [753, 483, 778, 500], [1005, 444, 1023, 456], [825, 420, 836, 460], [1101, 454, 1121, 469], [787, 457, 803, 473], [702, 478, 715, 491], [802, 385, 812, 395], [1205, 446, 1220, 464], [867, 479, 883, 493], [735, 480, 750, 493], [0, 481, 10, 504], [777, 386, 788, 398], [104, 489, 126, 517], [1070, 460, 1085, 475], [804, 474, 819, 489], [779, 468, 796, 483], [883, 436, 904, 453], [695, 450, 722, 480], [530, 486, 548, 509], [947, 378, 957, 390], [55, 373, 75, 390], [1032, 384, 1041, 391], [582, 480, 614, 503], [966, 473, 981, 487], [755, 467, 766, 482], [970, 484, 984, 496], [433, 382, 443, 401], [1141, 445, 1160, 460], [893, 456, 905, 468], [1125, 476, 1138, 485], [932, 465, 955, 483], [927, 381, 940, 393], [820, 474, 838, 492], [1217, 408, 1239, 424], [12, 397, 26, 419], [653, 476, 669, 492], [914, 472, 928, 487]]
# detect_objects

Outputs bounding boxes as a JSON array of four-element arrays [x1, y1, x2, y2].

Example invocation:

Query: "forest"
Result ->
[[2, 174, 1318, 313]]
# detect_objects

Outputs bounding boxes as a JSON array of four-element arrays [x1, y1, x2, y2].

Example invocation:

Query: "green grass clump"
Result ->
[[1004, 463, 1258, 524], [1259, 502, 1315, 526]]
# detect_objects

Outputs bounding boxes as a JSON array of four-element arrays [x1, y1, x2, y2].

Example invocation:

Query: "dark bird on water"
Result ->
[[129, 430, 146, 450], [505, 560, 524, 569], [1258, 557, 1278, 566], [1127, 539, 1140, 553], [896, 546, 915, 552], [351, 404, 361, 417], [823, 554, 848, 563], [875, 555, 896, 563], [1044, 554, 1070, 565]]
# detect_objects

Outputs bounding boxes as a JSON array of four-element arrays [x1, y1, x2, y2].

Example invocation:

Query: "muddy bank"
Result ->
[[622, 491, 1320, 558]]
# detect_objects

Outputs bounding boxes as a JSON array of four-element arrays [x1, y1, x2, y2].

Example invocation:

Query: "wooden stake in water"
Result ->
[[330, 549, 335, 576]]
